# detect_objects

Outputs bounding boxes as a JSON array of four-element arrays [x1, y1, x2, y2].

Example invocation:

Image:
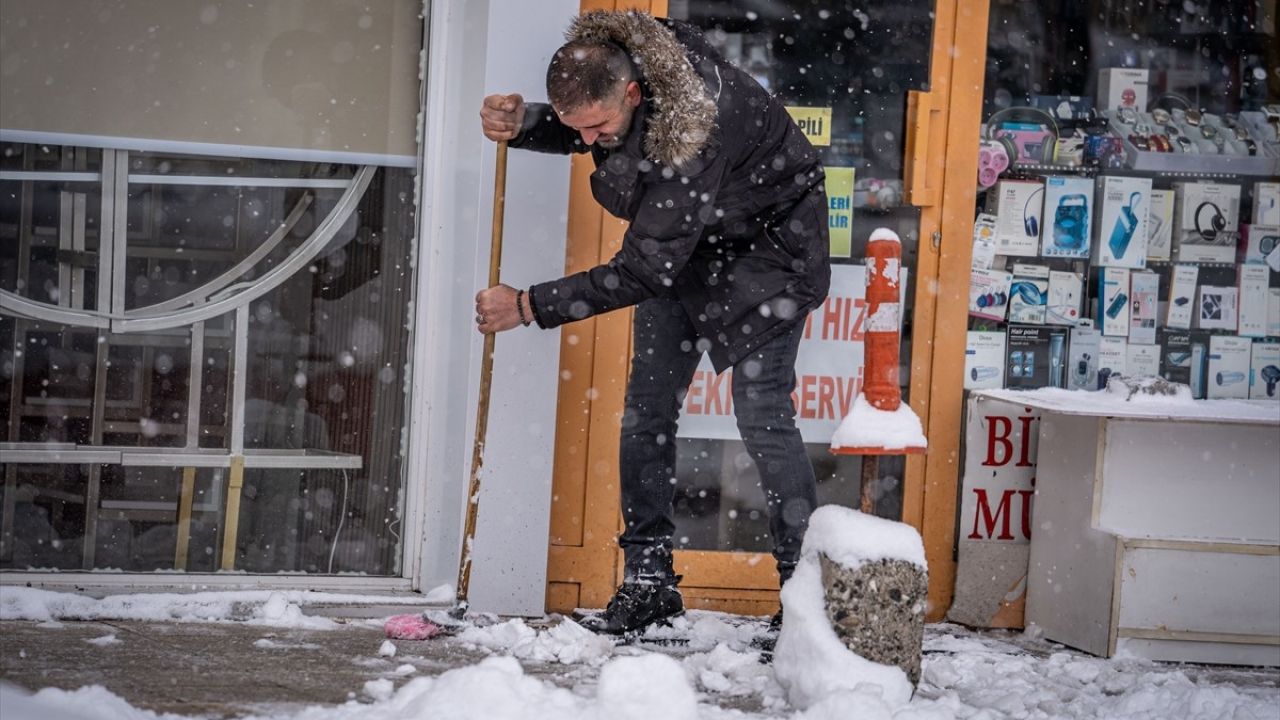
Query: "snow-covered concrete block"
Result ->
[[773, 505, 927, 711], [820, 554, 928, 686]]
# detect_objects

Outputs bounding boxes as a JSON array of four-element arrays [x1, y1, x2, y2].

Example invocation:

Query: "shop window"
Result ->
[[1, 143, 417, 574], [664, 1, 934, 554]]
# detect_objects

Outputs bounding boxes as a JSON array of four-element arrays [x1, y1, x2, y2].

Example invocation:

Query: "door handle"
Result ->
[[906, 90, 940, 208]]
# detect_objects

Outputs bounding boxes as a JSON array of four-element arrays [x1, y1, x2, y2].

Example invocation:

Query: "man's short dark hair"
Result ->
[[546, 41, 636, 112]]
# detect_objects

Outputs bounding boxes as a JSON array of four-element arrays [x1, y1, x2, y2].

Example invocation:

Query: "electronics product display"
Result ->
[[1105, 292, 1129, 319], [1215, 371, 1246, 386], [1193, 201, 1230, 245], [1053, 194, 1089, 251], [1023, 186, 1044, 237], [1072, 353, 1094, 387], [1108, 191, 1143, 259], [970, 366, 1001, 381], [1190, 343, 1206, 398], [1262, 365, 1280, 397]]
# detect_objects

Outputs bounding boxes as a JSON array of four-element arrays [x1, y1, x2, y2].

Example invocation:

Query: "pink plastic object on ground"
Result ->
[[384, 614, 444, 640]]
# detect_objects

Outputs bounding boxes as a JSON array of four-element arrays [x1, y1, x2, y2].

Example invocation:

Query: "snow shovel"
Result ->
[[385, 140, 509, 641]]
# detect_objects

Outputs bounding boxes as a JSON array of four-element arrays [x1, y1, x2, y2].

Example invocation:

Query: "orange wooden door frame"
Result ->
[[544, 0, 991, 620]]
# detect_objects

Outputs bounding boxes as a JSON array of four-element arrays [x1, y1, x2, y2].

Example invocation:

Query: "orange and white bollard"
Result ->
[[831, 228, 927, 457]]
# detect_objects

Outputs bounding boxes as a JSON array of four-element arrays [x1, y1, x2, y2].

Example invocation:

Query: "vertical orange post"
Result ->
[[862, 229, 904, 412]]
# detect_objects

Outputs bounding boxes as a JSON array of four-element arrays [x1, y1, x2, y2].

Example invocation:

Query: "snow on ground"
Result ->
[[2, 593, 1278, 720], [0, 587, 429, 629]]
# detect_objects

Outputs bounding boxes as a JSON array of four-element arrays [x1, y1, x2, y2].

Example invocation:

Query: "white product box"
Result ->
[[1173, 182, 1241, 264], [1242, 224, 1280, 270], [1009, 264, 1050, 324], [1146, 189, 1175, 261], [1249, 342, 1280, 400], [972, 213, 998, 269], [1270, 287, 1280, 337], [1165, 264, 1199, 330], [1097, 68, 1148, 111], [1094, 175, 1151, 268], [1195, 285, 1239, 331], [1041, 176, 1093, 258], [1098, 336, 1128, 386], [987, 180, 1043, 257], [1128, 271, 1159, 345], [1254, 182, 1280, 225], [1238, 264, 1269, 338], [1047, 270, 1083, 326], [964, 331, 1007, 390], [1206, 335, 1251, 399], [1098, 267, 1131, 337], [1067, 321, 1102, 391], [969, 267, 1013, 321], [1126, 343, 1160, 378]]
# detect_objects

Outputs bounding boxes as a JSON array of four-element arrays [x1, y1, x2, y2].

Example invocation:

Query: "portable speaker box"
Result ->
[[1094, 175, 1151, 268], [964, 331, 1007, 390], [1098, 267, 1131, 337], [1206, 335, 1251, 399], [1249, 341, 1280, 400], [1238, 264, 1269, 338], [986, 180, 1044, 257], [1128, 271, 1159, 345], [1173, 182, 1241, 264], [1146, 189, 1175, 262], [1041, 176, 1093, 258]]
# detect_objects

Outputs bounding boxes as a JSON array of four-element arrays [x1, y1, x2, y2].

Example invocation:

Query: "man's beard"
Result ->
[[595, 133, 626, 149]]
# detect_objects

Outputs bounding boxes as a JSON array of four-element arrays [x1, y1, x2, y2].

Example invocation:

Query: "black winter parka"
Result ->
[[516, 12, 831, 371]]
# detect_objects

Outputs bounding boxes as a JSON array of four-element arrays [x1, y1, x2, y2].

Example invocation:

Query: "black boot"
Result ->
[[579, 580, 684, 635]]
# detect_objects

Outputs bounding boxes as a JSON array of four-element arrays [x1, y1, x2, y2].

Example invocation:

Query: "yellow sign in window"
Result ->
[[785, 106, 833, 147], [826, 166, 855, 257]]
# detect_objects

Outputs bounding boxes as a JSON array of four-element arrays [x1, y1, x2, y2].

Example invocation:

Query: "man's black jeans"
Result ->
[[618, 294, 817, 587]]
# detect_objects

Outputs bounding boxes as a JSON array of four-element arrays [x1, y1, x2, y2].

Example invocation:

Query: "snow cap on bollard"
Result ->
[[831, 227, 927, 455]]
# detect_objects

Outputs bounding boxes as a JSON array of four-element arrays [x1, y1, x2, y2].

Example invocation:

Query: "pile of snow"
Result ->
[[773, 505, 927, 711], [831, 393, 927, 452], [0, 588, 429, 629]]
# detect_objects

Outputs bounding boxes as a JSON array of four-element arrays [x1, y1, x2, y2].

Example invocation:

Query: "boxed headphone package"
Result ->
[[1068, 321, 1101, 391], [1195, 285, 1238, 331], [964, 331, 1007, 390], [1146, 189, 1175, 262], [1172, 182, 1241, 264], [1094, 175, 1151, 268], [1126, 343, 1160, 379], [969, 267, 1014, 321], [1165, 264, 1199, 330], [1041, 176, 1093, 258], [1249, 341, 1280, 400], [1097, 68, 1148, 112], [1047, 270, 1083, 326], [1242, 224, 1280, 271], [1206, 335, 1251, 399], [986, 180, 1043, 257], [1006, 324, 1068, 389], [1009, 264, 1050, 324], [1128, 271, 1159, 345], [1097, 336, 1128, 388], [1237, 264, 1269, 338], [1098, 267, 1131, 336], [1254, 182, 1280, 225]]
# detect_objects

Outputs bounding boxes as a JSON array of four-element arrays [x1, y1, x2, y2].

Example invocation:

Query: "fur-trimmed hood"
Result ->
[[566, 11, 717, 170]]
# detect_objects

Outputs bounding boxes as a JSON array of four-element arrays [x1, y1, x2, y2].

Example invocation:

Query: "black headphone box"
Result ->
[[1172, 181, 1241, 264]]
